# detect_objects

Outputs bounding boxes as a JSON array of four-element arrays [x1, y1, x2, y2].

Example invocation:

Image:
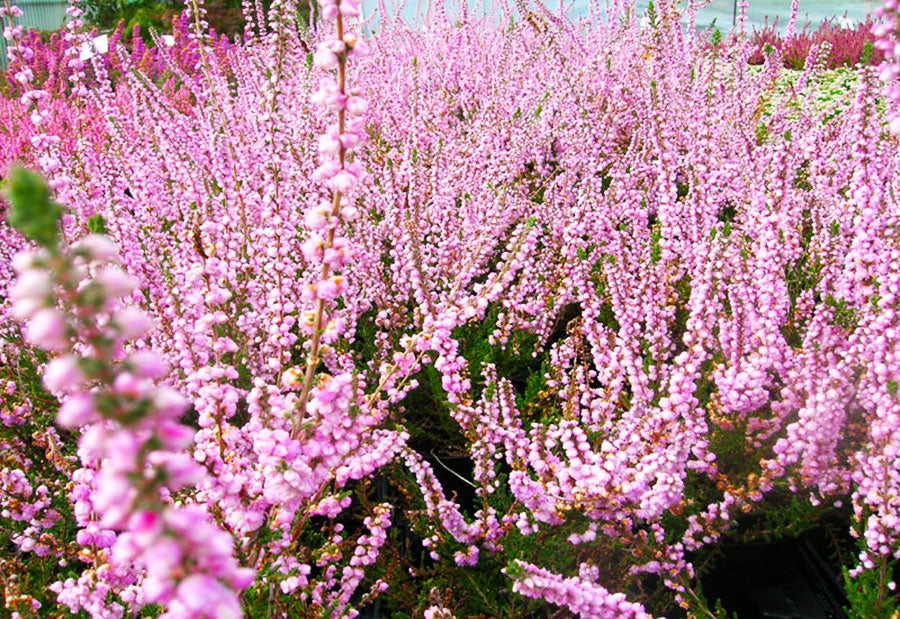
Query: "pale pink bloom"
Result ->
[[339, 0, 360, 17], [157, 421, 196, 451], [96, 267, 139, 298], [113, 307, 154, 340], [305, 204, 333, 230], [302, 234, 326, 262], [318, 133, 342, 156], [312, 159, 341, 181], [153, 387, 191, 419], [43, 355, 83, 392], [128, 350, 170, 379], [313, 47, 338, 69], [321, 4, 339, 20], [332, 169, 358, 193], [10, 269, 51, 301], [11, 250, 39, 273], [175, 574, 242, 619], [346, 95, 369, 116], [26, 309, 68, 350], [56, 393, 97, 428], [128, 510, 163, 546], [76, 234, 120, 261]]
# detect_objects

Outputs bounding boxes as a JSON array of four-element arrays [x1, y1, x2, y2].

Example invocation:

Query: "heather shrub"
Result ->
[[1, 0, 900, 617], [744, 16, 885, 69]]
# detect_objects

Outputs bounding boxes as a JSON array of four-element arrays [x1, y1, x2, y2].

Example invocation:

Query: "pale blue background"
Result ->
[[361, 0, 881, 31]]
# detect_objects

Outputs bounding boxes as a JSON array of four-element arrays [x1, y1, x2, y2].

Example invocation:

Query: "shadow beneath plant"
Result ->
[[701, 527, 849, 618]]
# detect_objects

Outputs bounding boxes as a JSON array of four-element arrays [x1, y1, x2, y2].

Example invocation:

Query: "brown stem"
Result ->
[[291, 15, 348, 439]]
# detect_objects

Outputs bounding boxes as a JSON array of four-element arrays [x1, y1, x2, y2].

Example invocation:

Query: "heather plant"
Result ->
[[1, 0, 900, 617], [744, 16, 885, 70]]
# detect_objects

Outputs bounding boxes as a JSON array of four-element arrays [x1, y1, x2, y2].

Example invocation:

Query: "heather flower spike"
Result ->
[[1, 0, 900, 617], [291, 0, 369, 437], [7, 170, 251, 616]]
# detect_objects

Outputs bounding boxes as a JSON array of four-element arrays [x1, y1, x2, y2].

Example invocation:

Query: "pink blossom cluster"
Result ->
[[875, 0, 900, 132], [506, 560, 651, 618], [1, 0, 900, 616], [9, 231, 252, 617]]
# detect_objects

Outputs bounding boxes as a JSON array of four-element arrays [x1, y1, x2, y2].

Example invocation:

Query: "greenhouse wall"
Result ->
[[0, 0, 68, 69]]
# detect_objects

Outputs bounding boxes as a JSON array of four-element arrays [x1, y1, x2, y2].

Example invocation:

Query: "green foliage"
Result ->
[[3, 167, 62, 249], [860, 41, 873, 66], [825, 294, 859, 330], [81, 0, 177, 31], [843, 546, 900, 619], [87, 213, 109, 234]]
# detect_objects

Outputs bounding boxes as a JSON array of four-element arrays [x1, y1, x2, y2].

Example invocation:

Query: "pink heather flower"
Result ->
[[155, 453, 204, 489], [113, 372, 147, 399], [128, 510, 163, 546], [332, 169, 358, 193], [302, 234, 326, 261], [10, 269, 51, 301], [128, 351, 170, 379], [153, 387, 191, 419], [305, 204, 333, 230], [11, 250, 41, 274], [10, 297, 42, 321], [310, 78, 339, 107], [314, 47, 338, 69], [156, 420, 196, 451], [318, 133, 342, 156], [282, 366, 304, 389], [302, 283, 319, 302], [43, 355, 84, 392], [339, 131, 362, 150], [113, 307, 154, 340], [346, 96, 369, 116], [174, 574, 242, 619], [94, 477, 136, 528], [142, 576, 175, 605], [321, 4, 339, 20], [75, 234, 120, 261], [96, 267, 139, 298], [339, 0, 360, 17], [322, 318, 347, 343], [204, 288, 232, 306], [25, 309, 68, 350], [316, 276, 348, 301], [323, 237, 352, 267], [312, 160, 341, 182], [349, 38, 370, 58], [56, 393, 97, 428], [38, 155, 60, 173]]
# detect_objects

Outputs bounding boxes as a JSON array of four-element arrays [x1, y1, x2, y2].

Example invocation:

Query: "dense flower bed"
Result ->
[[1, 0, 900, 617]]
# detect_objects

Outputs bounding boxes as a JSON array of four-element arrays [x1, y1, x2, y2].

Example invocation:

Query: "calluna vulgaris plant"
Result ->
[[1, 0, 900, 617]]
